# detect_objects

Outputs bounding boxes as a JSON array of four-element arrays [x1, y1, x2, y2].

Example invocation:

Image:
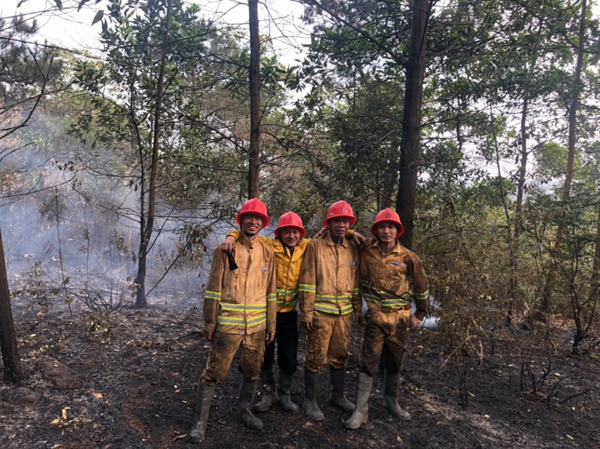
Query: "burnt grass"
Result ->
[[1, 304, 599, 449]]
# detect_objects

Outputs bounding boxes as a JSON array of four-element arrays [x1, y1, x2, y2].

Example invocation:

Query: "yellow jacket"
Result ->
[[204, 233, 277, 335], [298, 233, 361, 322], [359, 239, 429, 320], [227, 230, 309, 313]]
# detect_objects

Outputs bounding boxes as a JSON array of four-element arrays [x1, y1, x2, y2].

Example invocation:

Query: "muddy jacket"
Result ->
[[298, 233, 361, 321], [359, 239, 429, 320], [204, 233, 277, 335], [227, 230, 310, 313]]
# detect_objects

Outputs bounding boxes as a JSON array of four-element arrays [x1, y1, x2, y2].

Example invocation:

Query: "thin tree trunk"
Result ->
[[507, 97, 529, 326], [248, 0, 261, 199], [538, 0, 586, 321], [396, 0, 429, 250], [135, 0, 174, 308], [0, 230, 22, 384]]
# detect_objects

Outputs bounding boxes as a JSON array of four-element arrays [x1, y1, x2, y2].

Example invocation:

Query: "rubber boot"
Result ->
[[303, 368, 324, 421], [329, 366, 355, 413], [384, 369, 411, 421], [254, 366, 275, 413], [238, 377, 264, 430], [188, 382, 216, 444], [345, 372, 373, 429], [278, 370, 299, 413]]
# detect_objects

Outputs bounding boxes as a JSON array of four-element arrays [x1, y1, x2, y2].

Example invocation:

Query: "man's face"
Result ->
[[240, 214, 264, 236], [376, 222, 398, 243], [328, 217, 351, 238], [280, 227, 301, 248]]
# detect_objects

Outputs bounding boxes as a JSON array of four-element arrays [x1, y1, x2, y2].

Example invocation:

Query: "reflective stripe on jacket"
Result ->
[[298, 233, 360, 321], [204, 233, 277, 335], [227, 231, 310, 313], [359, 239, 429, 320]]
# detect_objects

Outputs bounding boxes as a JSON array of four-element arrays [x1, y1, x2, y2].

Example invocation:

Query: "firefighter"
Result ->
[[345, 208, 429, 430], [221, 211, 367, 416], [188, 198, 277, 444], [299, 200, 361, 421], [221, 211, 308, 414]]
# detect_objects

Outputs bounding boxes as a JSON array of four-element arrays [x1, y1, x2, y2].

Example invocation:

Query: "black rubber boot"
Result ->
[[345, 372, 373, 429], [329, 366, 355, 413], [188, 382, 216, 443], [303, 368, 324, 421], [278, 370, 299, 413], [254, 366, 275, 413], [238, 377, 264, 430], [384, 369, 411, 421]]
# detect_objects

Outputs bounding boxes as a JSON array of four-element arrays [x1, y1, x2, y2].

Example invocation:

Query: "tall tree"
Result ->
[[396, 0, 430, 249], [0, 230, 22, 384], [248, 0, 261, 199]]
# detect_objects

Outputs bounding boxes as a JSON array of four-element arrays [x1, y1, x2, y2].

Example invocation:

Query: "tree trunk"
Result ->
[[248, 0, 261, 199], [538, 0, 586, 321], [135, 0, 174, 308], [0, 230, 22, 384], [396, 0, 429, 250], [507, 97, 529, 326]]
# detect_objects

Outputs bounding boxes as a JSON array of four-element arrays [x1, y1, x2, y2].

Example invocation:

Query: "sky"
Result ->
[[1, 0, 311, 66]]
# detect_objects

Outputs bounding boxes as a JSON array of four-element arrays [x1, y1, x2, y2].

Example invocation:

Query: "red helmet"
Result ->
[[236, 198, 270, 228], [370, 208, 405, 238], [274, 211, 306, 238], [323, 200, 356, 226]]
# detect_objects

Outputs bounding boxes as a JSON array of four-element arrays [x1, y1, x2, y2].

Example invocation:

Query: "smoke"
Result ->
[[0, 111, 237, 312]]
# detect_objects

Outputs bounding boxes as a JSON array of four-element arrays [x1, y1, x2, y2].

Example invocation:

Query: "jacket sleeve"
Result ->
[[226, 230, 272, 248], [265, 249, 277, 333], [226, 230, 241, 240], [204, 249, 226, 334], [408, 253, 430, 321], [298, 240, 318, 323]]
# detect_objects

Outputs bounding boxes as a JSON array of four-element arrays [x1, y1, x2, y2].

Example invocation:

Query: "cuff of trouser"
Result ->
[[205, 323, 216, 334]]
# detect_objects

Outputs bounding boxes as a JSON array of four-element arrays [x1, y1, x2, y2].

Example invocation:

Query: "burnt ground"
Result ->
[[1, 304, 599, 449]]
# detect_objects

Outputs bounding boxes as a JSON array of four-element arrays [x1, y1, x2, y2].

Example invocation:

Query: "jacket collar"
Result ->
[[326, 231, 347, 248], [373, 239, 402, 255], [239, 232, 258, 249]]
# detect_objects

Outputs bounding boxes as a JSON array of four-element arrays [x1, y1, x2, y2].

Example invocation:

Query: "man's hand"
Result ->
[[312, 227, 328, 239], [410, 315, 422, 329], [205, 331, 214, 342], [352, 231, 367, 248], [266, 332, 275, 344], [220, 235, 236, 252], [354, 311, 363, 326], [303, 321, 313, 331]]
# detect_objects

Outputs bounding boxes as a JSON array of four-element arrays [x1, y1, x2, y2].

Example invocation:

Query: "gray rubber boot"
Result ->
[[254, 366, 275, 413], [278, 370, 299, 413], [329, 366, 355, 413], [384, 370, 411, 421], [238, 377, 264, 430], [345, 372, 373, 429], [188, 382, 216, 444], [303, 368, 324, 421]]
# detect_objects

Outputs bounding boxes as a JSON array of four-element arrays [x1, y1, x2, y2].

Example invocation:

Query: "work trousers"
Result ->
[[201, 330, 265, 386], [263, 310, 299, 375], [305, 311, 352, 372], [361, 309, 411, 376]]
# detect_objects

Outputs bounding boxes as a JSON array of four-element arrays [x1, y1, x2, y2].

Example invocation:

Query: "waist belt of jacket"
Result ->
[[361, 281, 412, 308], [276, 287, 298, 311], [215, 295, 276, 327], [313, 293, 354, 315]]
